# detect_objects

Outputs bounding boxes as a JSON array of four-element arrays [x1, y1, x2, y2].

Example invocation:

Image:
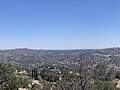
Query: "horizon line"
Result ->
[[0, 47, 120, 51]]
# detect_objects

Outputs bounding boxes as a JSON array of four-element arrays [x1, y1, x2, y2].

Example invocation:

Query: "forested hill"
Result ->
[[0, 47, 120, 68]]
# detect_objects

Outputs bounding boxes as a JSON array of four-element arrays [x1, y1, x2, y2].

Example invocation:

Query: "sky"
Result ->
[[0, 0, 120, 50]]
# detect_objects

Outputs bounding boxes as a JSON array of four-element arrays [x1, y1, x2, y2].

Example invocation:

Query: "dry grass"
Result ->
[[18, 88, 28, 90], [116, 80, 120, 88]]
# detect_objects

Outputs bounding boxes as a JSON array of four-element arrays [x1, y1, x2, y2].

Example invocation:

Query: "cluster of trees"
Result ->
[[32, 68, 38, 80], [0, 63, 19, 90], [42, 54, 120, 90], [0, 63, 31, 90], [1, 56, 120, 90], [39, 66, 60, 82], [30, 62, 119, 90], [94, 64, 117, 90]]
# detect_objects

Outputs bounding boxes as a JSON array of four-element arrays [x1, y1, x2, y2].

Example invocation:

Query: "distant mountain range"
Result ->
[[0, 47, 120, 68]]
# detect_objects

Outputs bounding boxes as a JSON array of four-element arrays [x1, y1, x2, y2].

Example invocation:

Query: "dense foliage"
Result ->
[[0, 58, 120, 90], [0, 63, 19, 90]]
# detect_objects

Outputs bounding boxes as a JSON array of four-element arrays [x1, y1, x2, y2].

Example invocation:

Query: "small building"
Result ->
[[50, 69, 61, 73]]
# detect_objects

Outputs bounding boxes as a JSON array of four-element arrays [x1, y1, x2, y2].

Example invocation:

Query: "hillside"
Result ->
[[0, 47, 120, 68]]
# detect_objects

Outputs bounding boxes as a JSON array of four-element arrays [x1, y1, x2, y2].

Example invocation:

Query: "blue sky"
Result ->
[[0, 0, 120, 49]]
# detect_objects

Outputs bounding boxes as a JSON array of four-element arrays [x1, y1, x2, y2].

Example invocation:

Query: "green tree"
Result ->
[[116, 71, 120, 80], [18, 77, 30, 89], [32, 68, 38, 80], [96, 81, 116, 90], [105, 66, 116, 81], [0, 63, 19, 90], [94, 64, 108, 81]]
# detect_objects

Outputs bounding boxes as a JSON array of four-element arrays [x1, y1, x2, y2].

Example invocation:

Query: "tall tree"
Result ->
[[32, 68, 38, 80], [57, 54, 95, 90], [75, 54, 94, 90]]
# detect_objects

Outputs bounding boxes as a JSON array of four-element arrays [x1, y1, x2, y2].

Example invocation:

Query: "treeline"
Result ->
[[29, 64, 120, 90], [0, 61, 120, 90]]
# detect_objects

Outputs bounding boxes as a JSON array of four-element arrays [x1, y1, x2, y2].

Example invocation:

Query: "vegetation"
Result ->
[[0, 50, 120, 90], [32, 68, 38, 80], [0, 63, 19, 90], [0, 61, 120, 90], [0, 48, 120, 68], [0, 63, 32, 90]]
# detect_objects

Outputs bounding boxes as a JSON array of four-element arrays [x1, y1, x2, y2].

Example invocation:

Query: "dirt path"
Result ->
[[116, 80, 120, 88], [18, 88, 28, 90]]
